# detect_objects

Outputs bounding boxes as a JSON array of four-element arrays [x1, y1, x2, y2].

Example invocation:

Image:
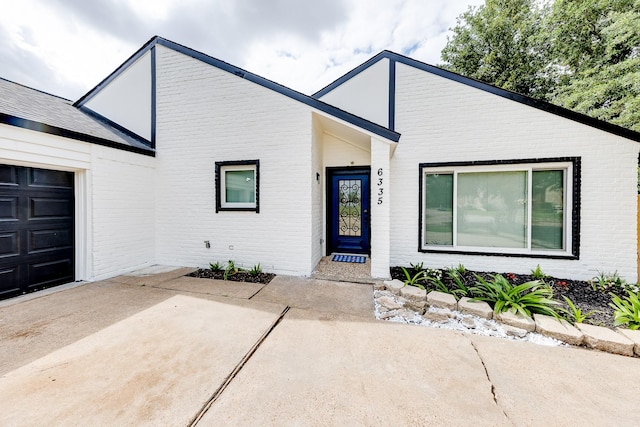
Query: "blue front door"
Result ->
[[327, 168, 370, 254]]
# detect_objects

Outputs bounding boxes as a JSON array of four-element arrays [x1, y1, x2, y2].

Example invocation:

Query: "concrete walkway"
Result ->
[[1, 267, 640, 426]]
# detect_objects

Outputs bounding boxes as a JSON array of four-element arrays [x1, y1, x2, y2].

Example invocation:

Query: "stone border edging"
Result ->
[[379, 279, 640, 358]]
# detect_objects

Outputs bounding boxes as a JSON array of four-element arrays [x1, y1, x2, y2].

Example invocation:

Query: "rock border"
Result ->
[[377, 280, 640, 357]]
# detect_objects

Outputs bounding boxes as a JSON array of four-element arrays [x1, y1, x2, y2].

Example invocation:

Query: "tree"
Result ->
[[441, 0, 640, 132], [549, 1, 640, 132], [441, 0, 553, 99]]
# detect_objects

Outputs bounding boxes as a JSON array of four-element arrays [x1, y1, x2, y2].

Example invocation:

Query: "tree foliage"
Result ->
[[441, 0, 640, 132]]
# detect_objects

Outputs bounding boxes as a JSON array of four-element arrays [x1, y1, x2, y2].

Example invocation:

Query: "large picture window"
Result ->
[[419, 158, 580, 258], [215, 160, 259, 212]]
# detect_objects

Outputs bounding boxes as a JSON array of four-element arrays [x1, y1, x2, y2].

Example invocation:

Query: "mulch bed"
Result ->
[[390, 267, 620, 328], [188, 268, 275, 284]]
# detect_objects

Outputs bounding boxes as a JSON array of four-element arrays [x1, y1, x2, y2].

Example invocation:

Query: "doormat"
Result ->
[[332, 255, 366, 263]]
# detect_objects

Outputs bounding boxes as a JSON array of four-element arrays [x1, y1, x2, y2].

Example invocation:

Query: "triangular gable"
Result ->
[[313, 50, 640, 143], [75, 37, 401, 146]]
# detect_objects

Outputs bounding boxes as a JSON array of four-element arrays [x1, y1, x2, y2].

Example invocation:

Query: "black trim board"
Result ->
[[417, 157, 581, 260], [313, 50, 640, 144], [75, 36, 400, 144], [151, 46, 157, 149], [215, 160, 260, 213], [388, 59, 395, 131], [0, 113, 155, 157]]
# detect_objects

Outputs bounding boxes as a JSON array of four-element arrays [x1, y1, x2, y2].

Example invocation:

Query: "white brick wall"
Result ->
[[90, 145, 156, 279], [390, 63, 639, 281], [154, 46, 315, 275]]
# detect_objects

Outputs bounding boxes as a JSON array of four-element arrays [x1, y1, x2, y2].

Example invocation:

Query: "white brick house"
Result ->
[[1, 36, 639, 298]]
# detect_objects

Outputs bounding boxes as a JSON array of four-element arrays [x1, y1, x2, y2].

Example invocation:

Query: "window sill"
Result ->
[[419, 247, 578, 260]]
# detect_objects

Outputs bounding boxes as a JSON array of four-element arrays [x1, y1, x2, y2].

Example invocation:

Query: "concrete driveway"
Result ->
[[1, 267, 640, 426]]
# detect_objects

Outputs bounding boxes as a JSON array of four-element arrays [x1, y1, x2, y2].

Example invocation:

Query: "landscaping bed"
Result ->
[[390, 266, 639, 329], [189, 268, 276, 285]]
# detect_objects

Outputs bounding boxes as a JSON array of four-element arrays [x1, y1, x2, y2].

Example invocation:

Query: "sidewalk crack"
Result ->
[[189, 305, 290, 426], [470, 340, 513, 424]]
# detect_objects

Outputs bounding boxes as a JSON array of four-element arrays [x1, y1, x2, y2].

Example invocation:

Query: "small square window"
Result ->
[[215, 160, 259, 212]]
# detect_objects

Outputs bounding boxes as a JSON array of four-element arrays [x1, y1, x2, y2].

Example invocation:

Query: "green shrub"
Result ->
[[609, 291, 640, 329], [209, 261, 223, 271], [469, 274, 561, 318]]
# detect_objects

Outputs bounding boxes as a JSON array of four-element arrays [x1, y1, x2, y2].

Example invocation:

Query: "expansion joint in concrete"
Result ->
[[189, 305, 290, 426]]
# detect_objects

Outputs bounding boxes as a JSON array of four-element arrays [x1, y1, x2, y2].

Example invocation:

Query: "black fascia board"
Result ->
[[74, 36, 400, 143], [313, 50, 640, 144], [152, 37, 400, 143], [0, 112, 155, 157]]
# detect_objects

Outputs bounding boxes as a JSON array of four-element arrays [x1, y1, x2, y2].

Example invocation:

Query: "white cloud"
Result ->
[[0, 0, 484, 99]]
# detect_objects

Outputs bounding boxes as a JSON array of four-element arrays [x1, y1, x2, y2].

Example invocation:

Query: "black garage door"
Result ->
[[0, 165, 74, 300]]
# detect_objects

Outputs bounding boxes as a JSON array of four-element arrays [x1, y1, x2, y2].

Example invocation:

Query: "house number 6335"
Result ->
[[377, 168, 384, 205]]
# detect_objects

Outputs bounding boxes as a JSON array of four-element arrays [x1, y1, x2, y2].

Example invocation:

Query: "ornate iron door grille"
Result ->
[[338, 179, 362, 237]]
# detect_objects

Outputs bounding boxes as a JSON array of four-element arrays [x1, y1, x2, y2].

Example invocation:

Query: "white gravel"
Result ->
[[374, 290, 565, 347]]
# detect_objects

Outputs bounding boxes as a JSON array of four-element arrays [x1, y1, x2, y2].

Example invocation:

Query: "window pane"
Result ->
[[424, 173, 453, 245], [532, 170, 564, 249], [457, 171, 527, 248], [225, 170, 255, 203]]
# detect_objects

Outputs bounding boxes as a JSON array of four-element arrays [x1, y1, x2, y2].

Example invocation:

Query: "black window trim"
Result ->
[[215, 159, 260, 213], [418, 157, 581, 260]]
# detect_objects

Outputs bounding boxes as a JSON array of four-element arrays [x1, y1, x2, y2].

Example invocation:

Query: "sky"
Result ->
[[0, 0, 485, 101]]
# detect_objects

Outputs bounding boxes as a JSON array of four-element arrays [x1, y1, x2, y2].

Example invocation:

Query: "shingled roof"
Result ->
[[0, 78, 154, 155]]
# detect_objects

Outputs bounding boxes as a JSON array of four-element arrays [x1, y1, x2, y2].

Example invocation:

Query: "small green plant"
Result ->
[[209, 261, 223, 271], [530, 264, 548, 280], [249, 263, 262, 277], [609, 291, 640, 329], [591, 271, 626, 292], [446, 269, 470, 299], [223, 260, 241, 280], [469, 274, 561, 318], [401, 266, 426, 290], [409, 261, 425, 272], [561, 296, 599, 324], [454, 263, 466, 275]]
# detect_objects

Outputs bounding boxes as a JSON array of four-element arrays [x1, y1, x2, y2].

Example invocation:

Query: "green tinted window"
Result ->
[[424, 173, 453, 245], [532, 170, 563, 249]]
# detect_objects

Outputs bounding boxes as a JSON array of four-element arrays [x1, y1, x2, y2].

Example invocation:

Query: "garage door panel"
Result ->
[[0, 165, 19, 185], [29, 228, 72, 253], [28, 258, 73, 289], [29, 197, 73, 219], [0, 232, 19, 258], [29, 168, 73, 188], [0, 196, 19, 220], [0, 267, 21, 296]]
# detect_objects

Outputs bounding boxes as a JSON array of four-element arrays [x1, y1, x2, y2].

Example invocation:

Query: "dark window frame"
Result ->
[[418, 157, 581, 259], [215, 160, 260, 213]]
